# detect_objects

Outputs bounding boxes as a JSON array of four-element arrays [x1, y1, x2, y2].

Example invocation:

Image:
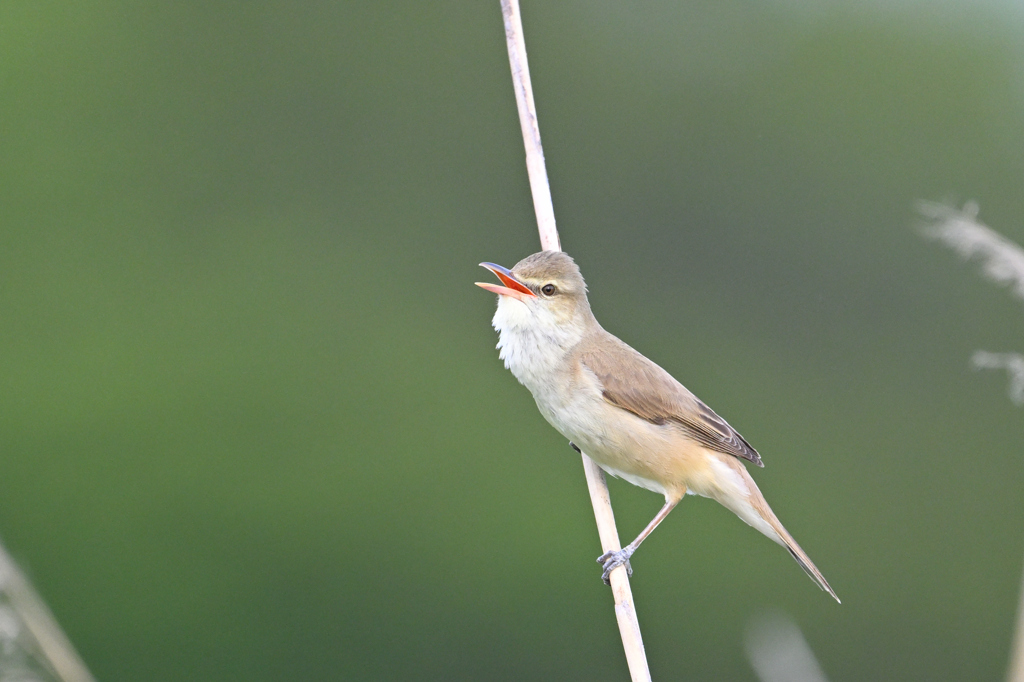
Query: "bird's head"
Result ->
[[476, 250, 594, 329]]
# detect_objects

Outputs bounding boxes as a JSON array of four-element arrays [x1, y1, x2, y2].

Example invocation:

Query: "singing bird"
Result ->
[[477, 250, 838, 602]]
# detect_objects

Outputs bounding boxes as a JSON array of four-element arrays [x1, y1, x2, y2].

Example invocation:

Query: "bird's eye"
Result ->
[[541, 284, 556, 296]]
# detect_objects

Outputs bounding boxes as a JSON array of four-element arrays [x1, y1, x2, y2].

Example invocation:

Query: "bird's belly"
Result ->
[[537, 393, 702, 499]]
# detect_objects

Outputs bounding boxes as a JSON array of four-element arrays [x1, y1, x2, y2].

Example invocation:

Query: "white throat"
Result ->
[[491, 295, 584, 396]]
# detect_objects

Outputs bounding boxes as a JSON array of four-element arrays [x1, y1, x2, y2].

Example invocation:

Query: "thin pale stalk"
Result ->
[[499, 2, 651, 679], [500, 0, 559, 253], [1008, 559, 1024, 682], [582, 458, 652, 680], [0, 539, 96, 682]]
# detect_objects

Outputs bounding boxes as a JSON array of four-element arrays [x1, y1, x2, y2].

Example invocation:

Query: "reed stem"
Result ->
[[498, 2, 652, 679]]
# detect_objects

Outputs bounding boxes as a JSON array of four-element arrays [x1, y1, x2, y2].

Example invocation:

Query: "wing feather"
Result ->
[[579, 335, 763, 467]]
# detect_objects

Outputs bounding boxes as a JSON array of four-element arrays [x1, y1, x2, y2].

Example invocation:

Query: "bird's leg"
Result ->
[[598, 497, 680, 584]]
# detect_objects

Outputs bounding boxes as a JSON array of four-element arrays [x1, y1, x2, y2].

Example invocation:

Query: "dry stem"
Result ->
[[499, 1, 651, 679], [1010, 560, 1024, 682], [0, 539, 95, 682]]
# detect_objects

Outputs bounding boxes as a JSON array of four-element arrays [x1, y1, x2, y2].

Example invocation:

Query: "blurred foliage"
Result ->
[[2, 1, 1024, 680]]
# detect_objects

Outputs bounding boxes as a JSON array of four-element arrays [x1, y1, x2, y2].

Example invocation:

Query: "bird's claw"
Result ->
[[597, 548, 634, 585]]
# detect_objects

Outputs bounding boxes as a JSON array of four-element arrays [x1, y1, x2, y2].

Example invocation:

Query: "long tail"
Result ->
[[772, 519, 840, 603], [718, 458, 840, 603]]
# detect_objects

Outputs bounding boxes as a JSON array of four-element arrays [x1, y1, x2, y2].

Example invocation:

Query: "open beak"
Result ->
[[475, 262, 537, 302]]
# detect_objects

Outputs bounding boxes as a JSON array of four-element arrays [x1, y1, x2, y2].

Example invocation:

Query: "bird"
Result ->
[[476, 250, 839, 602]]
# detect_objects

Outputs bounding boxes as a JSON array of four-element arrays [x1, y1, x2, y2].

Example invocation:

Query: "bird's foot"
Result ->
[[569, 441, 581, 454], [597, 547, 635, 585]]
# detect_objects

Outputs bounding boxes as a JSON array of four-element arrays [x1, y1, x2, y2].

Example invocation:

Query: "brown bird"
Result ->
[[477, 250, 838, 602]]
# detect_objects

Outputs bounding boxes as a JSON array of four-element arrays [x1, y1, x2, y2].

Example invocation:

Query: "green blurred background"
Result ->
[[3, 1, 1024, 679]]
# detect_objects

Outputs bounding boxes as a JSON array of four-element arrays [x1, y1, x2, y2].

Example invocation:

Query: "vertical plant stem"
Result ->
[[0, 539, 96, 682], [499, 2, 652, 680], [500, 0, 559, 253], [1008, 559, 1024, 682], [581, 458, 653, 680]]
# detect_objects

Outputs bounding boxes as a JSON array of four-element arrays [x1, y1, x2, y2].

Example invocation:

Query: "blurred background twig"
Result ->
[[0, 539, 94, 682], [1011, 566, 1024, 682], [745, 612, 829, 682], [918, 201, 1024, 682]]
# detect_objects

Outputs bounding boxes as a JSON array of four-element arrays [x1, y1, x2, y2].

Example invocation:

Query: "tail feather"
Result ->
[[779, 529, 840, 603], [718, 457, 840, 603]]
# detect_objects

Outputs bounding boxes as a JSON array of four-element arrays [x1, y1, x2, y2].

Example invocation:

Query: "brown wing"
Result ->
[[579, 334, 763, 467]]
